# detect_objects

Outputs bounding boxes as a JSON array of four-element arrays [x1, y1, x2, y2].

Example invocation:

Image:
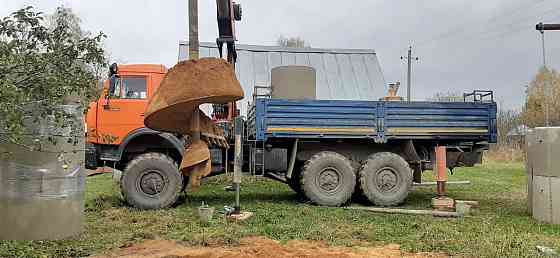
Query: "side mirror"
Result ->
[[109, 63, 119, 77]]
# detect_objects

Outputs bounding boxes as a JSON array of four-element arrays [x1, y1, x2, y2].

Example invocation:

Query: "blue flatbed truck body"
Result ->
[[246, 96, 497, 207], [251, 98, 497, 143]]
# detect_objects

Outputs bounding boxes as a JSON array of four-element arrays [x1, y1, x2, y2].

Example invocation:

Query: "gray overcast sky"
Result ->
[[3, 0, 560, 110]]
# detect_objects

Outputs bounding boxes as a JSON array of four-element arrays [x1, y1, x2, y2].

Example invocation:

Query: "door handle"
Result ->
[[140, 112, 145, 116]]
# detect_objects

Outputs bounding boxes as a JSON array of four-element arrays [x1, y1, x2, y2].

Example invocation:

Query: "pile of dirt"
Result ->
[[93, 237, 448, 258]]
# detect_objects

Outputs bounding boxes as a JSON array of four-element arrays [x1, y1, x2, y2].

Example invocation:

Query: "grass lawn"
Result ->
[[1, 162, 559, 257]]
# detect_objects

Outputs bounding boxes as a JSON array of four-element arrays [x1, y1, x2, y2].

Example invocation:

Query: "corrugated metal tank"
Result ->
[[0, 105, 86, 240], [526, 127, 560, 224]]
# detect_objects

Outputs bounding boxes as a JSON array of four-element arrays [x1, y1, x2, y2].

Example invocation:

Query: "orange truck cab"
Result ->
[[86, 64, 168, 150], [85, 64, 185, 169], [85, 64, 225, 209]]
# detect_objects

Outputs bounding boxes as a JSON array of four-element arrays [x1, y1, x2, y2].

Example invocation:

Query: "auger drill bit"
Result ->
[[144, 58, 244, 189]]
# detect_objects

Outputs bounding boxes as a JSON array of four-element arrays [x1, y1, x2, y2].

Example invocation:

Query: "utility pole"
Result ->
[[535, 23, 560, 127], [189, 0, 199, 60], [188, 0, 202, 184], [401, 46, 419, 102]]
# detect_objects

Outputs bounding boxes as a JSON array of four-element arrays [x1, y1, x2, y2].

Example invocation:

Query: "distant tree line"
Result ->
[[430, 67, 560, 148], [523, 67, 560, 128], [277, 35, 309, 48]]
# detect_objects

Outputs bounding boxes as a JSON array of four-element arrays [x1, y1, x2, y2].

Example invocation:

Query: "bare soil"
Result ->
[[93, 237, 448, 258]]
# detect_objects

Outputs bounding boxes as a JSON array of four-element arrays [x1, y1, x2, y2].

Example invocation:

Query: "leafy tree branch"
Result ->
[[0, 6, 107, 143]]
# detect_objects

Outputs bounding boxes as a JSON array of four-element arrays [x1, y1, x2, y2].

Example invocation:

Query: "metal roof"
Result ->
[[178, 41, 386, 116]]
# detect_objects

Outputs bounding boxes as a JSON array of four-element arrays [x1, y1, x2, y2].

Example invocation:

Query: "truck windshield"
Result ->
[[121, 77, 147, 99], [108, 76, 147, 99]]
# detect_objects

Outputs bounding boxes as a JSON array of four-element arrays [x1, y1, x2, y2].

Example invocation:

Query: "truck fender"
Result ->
[[117, 128, 184, 160]]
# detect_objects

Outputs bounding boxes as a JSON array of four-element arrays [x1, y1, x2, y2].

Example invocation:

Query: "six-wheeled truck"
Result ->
[[246, 95, 497, 206], [85, 61, 497, 209]]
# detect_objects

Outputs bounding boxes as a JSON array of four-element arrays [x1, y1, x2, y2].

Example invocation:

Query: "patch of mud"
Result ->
[[93, 237, 448, 258]]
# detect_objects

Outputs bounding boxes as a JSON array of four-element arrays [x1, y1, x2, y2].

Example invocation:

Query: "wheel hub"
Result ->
[[139, 171, 165, 195], [376, 168, 398, 192], [318, 167, 341, 192]]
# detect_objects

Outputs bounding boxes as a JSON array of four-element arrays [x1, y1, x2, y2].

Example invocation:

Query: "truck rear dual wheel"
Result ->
[[121, 153, 183, 210], [300, 151, 356, 206], [358, 152, 413, 206]]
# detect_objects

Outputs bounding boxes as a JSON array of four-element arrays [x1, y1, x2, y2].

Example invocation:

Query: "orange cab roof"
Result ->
[[118, 64, 167, 74]]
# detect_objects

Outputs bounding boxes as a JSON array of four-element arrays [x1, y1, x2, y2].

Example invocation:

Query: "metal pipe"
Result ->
[[225, 145, 229, 175], [286, 139, 299, 179], [435, 146, 447, 197], [536, 23, 560, 31], [188, 0, 199, 60], [413, 180, 470, 187], [534, 22, 559, 126], [407, 46, 412, 102], [345, 206, 461, 218], [540, 31, 550, 127], [233, 117, 243, 214]]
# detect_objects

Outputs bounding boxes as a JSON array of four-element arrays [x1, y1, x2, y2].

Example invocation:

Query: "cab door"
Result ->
[[96, 74, 150, 145]]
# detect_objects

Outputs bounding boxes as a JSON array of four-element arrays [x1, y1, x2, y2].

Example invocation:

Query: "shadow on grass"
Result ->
[[85, 193, 126, 212], [181, 190, 300, 207]]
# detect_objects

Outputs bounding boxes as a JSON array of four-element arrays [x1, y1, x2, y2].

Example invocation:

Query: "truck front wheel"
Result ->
[[121, 153, 183, 210], [358, 152, 412, 206], [300, 151, 356, 206]]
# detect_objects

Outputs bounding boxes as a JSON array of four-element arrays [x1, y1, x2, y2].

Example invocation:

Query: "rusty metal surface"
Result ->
[[144, 58, 244, 188], [435, 146, 447, 197]]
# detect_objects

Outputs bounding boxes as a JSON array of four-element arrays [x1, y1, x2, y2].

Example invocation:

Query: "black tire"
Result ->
[[359, 152, 413, 206], [300, 151, 356, 206], [120, 153, 183, 210]]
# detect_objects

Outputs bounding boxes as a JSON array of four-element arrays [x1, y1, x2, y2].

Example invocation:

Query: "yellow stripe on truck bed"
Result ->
[[388, 128, 488, 134], [267, 127, 376, 134]]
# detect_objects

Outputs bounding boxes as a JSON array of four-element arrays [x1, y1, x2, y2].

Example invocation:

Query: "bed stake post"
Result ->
[[436, 146, 447, 197], [432, 145, 454, 211]]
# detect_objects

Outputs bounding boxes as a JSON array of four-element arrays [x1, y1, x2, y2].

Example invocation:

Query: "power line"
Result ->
[[467, 5, 560, 41], [416, 0, 553, 47], [415, 0, 547, 45], [417, 4, 560, 48]]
